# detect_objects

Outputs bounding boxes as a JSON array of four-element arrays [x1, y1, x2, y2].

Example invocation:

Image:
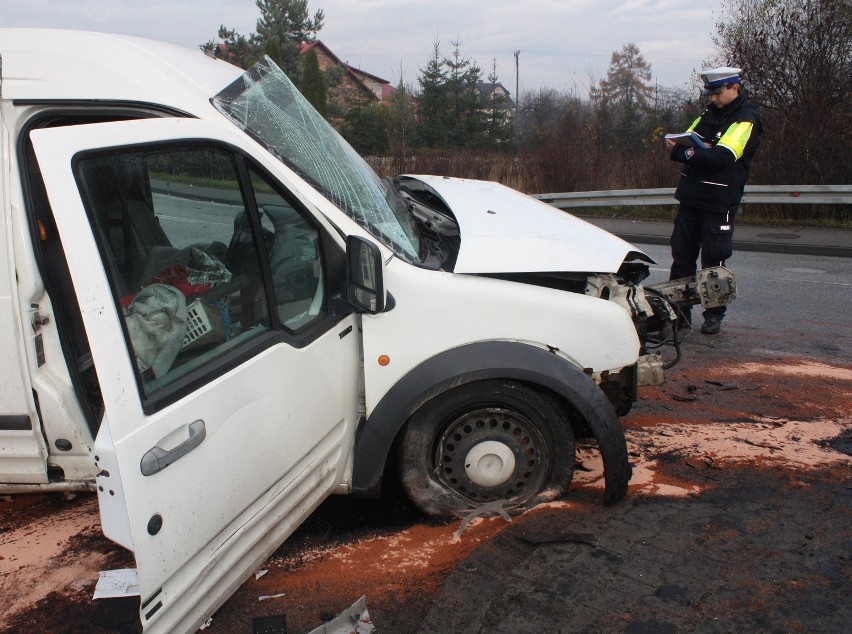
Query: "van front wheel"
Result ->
[[397, 380, 575, 517]]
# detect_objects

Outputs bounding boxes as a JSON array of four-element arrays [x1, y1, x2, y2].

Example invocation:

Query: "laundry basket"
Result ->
[[182, 299, 226, 350]]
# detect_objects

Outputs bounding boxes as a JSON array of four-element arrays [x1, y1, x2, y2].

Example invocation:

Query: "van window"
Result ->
[[249, 165, 327, 330], [74, 145, 328, 397]]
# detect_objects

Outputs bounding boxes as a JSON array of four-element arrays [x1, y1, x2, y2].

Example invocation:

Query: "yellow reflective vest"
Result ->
[[672, 94, 762, 212]]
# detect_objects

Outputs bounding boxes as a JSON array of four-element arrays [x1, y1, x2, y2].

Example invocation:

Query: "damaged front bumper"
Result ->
[[587, 264, 737, 356], [646, 265, 738, 313], [588, 266, 737, 413]]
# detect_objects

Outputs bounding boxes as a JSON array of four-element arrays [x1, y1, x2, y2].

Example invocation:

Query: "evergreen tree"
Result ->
[[322, 63, 346, 121], [387, 77, 416, 158], [300, 48, 328, 117], [416, 39, 450, 148], [483, 59, 514, 150], [201, 0, 324, 82], [255, 0, 324, 82], [443, 39, 485, 148], [341, 102, 391, 155], [261, 38, 284, 69], [202, 26, 257, 69]]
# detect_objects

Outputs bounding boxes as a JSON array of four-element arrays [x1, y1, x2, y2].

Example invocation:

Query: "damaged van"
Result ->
[[0, 29, 733, 633]]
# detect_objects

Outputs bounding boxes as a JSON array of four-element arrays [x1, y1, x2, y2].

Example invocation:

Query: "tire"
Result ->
[[397, 380, 575, 516]]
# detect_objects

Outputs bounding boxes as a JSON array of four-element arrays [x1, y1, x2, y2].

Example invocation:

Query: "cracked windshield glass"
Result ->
[[212, 55, 422, 262]]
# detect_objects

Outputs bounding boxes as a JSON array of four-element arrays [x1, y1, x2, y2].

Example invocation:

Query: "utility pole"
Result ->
[[513, 50, 520, 121]]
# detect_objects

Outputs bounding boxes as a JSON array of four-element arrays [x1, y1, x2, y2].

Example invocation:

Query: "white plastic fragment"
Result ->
[[455, 499, 512, 538], [199, 617, 213, 630], [92, 568, 140, 599], [307, 595, 375, 634], [255, 569, 269, 580], [258, 592, 287, 601]]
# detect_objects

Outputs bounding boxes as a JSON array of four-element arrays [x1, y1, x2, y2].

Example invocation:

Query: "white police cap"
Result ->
[[700, 67, 742, 95]]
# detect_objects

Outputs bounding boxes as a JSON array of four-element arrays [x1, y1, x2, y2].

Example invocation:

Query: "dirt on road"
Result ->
[[1, 324, 850, 633]]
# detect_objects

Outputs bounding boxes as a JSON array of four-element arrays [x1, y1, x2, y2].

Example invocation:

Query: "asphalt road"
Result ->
[[639, 243, 851, 359]]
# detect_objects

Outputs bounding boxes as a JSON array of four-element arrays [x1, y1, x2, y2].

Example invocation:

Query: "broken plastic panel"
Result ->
[[307, 595, 375, 634], [92, 568, 140, 599]]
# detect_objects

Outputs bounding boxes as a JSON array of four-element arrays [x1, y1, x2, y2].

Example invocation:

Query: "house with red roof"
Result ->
[[300, 40, 396, 111]]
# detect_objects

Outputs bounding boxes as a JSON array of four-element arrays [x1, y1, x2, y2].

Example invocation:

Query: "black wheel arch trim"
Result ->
[[352, 340, 631, 505]]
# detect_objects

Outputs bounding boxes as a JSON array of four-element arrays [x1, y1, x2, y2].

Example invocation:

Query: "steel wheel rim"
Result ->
[[434, 406, 549, 505]]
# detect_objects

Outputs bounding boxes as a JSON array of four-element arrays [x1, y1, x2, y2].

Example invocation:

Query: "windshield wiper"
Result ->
[[414, 214, 445, 260], [381, 178, 445, 264]]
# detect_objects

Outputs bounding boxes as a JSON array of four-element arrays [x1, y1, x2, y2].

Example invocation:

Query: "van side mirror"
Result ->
[[346, 236, 386, 314]]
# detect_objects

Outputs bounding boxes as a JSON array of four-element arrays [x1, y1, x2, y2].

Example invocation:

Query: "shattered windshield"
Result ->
[[212, 56, 421, 261]]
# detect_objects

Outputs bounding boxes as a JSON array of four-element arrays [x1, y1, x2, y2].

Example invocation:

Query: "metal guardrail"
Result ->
[[534, 185, 852, 209]]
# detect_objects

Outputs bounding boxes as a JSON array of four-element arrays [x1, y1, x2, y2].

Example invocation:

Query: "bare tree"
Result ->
[[712, 0, 852, 184], [713, 0, 850, 113], [517, 87, 579, 148]]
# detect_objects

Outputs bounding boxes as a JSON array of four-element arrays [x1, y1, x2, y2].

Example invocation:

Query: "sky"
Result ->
[[1, 0, 728, 97]]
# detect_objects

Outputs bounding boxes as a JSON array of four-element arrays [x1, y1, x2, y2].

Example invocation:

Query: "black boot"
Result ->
[[701, 314, 723, 334]]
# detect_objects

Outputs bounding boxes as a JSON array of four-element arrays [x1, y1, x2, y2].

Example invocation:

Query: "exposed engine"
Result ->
[[585, 265, 738, 381], [390, 174, 739, 406]]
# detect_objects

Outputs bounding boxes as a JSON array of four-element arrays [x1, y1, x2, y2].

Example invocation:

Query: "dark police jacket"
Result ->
[[670, 93, 762, 213]]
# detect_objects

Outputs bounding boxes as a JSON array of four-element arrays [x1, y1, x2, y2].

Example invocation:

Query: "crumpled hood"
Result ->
[[404, 175, 649, 273]]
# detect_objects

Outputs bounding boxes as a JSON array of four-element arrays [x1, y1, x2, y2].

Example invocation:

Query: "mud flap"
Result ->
[[562, 373, 632, 504]]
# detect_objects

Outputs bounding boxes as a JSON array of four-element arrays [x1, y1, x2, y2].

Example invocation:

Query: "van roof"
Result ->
[[0, 29, 242, 115]]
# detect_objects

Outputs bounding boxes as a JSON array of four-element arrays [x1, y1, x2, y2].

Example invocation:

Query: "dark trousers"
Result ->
[[669, 204, 734, 318]]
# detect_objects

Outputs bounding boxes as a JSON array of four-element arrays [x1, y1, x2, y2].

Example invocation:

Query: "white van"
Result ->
[[0, 29, 717, 632]]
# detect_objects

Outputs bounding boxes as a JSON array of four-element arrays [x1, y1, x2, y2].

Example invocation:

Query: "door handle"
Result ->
[[140, 420, 206, 476]]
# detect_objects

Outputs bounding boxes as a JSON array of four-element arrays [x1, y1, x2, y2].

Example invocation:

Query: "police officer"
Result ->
[[666, 67, 762, 334]]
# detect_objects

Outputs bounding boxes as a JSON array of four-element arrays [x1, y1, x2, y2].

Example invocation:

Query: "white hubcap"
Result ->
[[464, 441, 516, 487]]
